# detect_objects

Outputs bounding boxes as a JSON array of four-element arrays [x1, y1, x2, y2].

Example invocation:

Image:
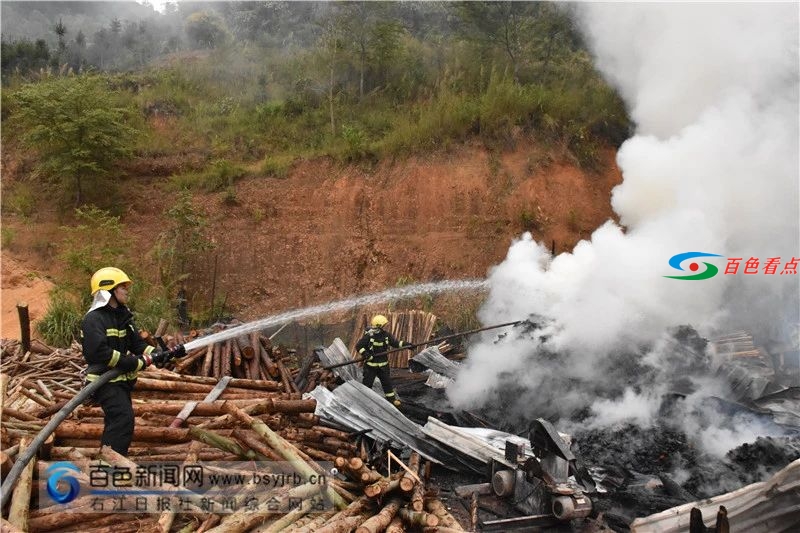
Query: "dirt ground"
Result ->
[[1, 139, 622, 339], [1, 255, 54, 338]]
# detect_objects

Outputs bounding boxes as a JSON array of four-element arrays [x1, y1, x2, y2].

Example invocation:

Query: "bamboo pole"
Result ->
[[196, 515, 222, 533], [157, 440, 203, 533], [205, 482, 321, 533], [290, 509, 337, 533], [188, 426, 264, 461], [231, 429, 283, 462], [1, 518, 23, 533], [8, 437, 34, 531], [1, 373, 11, 424], [222, 403, 347, 510], [313, 515, 366, 533]]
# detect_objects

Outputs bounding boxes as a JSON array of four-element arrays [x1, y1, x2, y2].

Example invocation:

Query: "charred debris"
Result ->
[[1, 311, 799, 532]]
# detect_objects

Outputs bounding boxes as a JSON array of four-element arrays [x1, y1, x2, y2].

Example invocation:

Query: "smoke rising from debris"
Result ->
[[449, 3, 799, 457]]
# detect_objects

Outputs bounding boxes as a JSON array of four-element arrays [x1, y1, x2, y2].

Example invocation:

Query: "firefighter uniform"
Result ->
[[356, 317, 411, 406], [82, 295, 155, 455]]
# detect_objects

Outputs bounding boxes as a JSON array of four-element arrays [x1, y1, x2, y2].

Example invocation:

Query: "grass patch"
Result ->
[[2, 182, 36, 218], [260, 154, 295, 178], [1, 227, 14, 248], [170, 159, 248, 192], [518, 204, 550, 234], [37, 289, 83, 347]]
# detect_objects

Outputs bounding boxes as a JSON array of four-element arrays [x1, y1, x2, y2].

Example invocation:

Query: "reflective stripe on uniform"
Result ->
[[366, 361, 388, 367], [105, 328, 127, 338], [384, 391, 396, 397], [143, 345, 155, 355], [108, 350, 121, 368]]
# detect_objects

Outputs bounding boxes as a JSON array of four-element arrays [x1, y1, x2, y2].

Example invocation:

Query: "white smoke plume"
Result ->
[[449, 3, 799, 457]]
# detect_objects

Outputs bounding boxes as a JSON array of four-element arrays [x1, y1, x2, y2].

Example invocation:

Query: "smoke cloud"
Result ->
[[449, 3, 799, 457]]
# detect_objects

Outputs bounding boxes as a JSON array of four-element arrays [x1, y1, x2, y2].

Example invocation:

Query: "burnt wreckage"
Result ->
[[315, 318, 800, 531]]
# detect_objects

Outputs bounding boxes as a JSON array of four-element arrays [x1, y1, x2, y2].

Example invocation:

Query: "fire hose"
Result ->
[[0, 368, 123, 506], [322, 320, 523, 370], [0, 341, 186, 506]]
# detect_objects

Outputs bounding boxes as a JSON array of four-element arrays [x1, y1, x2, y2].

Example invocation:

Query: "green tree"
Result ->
[[12, 75, 139, 205], [152, 191, 215, 292], [185, 11, 228, 49], [59, 206, 133, 294]]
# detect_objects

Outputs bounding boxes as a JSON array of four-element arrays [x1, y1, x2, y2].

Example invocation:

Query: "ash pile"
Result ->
[[393, 318, 800, 531]]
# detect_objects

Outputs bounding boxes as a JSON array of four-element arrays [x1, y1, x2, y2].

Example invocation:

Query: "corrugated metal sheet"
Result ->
[[318, 337, 362, 383], [306, 381, 461, 466], [410, 346, 461, 380], [631, 458, 800, 533], [422, 417, 532, 466]]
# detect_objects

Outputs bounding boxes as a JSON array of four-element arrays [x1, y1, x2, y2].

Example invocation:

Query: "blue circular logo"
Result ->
[[46, 462, 81, 503]]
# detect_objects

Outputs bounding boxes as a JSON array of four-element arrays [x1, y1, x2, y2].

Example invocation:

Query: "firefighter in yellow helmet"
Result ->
[[81, 267, 183, 455], [355, 314, 413, 407]]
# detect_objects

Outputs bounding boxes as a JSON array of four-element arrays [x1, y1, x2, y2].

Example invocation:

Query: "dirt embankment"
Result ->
[[1, 140, 622, 335], [1, 256, 54, 338]]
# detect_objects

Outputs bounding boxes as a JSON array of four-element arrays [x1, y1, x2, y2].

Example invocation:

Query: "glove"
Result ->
[[150, 351, 170, 368], [136, 353, 154, 368], [153, 344, 186, 368]]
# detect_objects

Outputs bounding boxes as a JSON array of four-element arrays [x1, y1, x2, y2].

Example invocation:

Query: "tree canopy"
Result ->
[[12, 75, 139, 205]]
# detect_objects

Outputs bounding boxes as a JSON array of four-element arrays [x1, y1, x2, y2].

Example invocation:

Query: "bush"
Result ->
[[37, 289, 83, 347], [340, 124, 370, 162], [170, 159, 248, 192], [3, 182, 36, 217], [1, 227, 14, 248], [59, 206, 133, 292], [133, 295, 172, 334], [260, 154, 294, 178]]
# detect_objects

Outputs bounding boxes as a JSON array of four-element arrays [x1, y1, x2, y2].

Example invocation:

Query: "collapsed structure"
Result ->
[[1, 311, 799, 532]]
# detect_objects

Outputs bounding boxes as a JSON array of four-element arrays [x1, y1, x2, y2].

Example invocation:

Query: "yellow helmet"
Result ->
[[90, 267, 132, 295], [371, 314, 389, 328]]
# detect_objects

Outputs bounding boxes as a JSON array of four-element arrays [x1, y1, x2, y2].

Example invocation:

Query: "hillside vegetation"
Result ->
[[1, 1, 630, 346]]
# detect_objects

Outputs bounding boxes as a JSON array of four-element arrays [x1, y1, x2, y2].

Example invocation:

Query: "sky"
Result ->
[[139, 0, 167, 14]]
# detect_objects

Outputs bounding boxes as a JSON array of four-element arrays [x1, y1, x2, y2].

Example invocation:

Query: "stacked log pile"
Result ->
[[0, 337, 468, 532]]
